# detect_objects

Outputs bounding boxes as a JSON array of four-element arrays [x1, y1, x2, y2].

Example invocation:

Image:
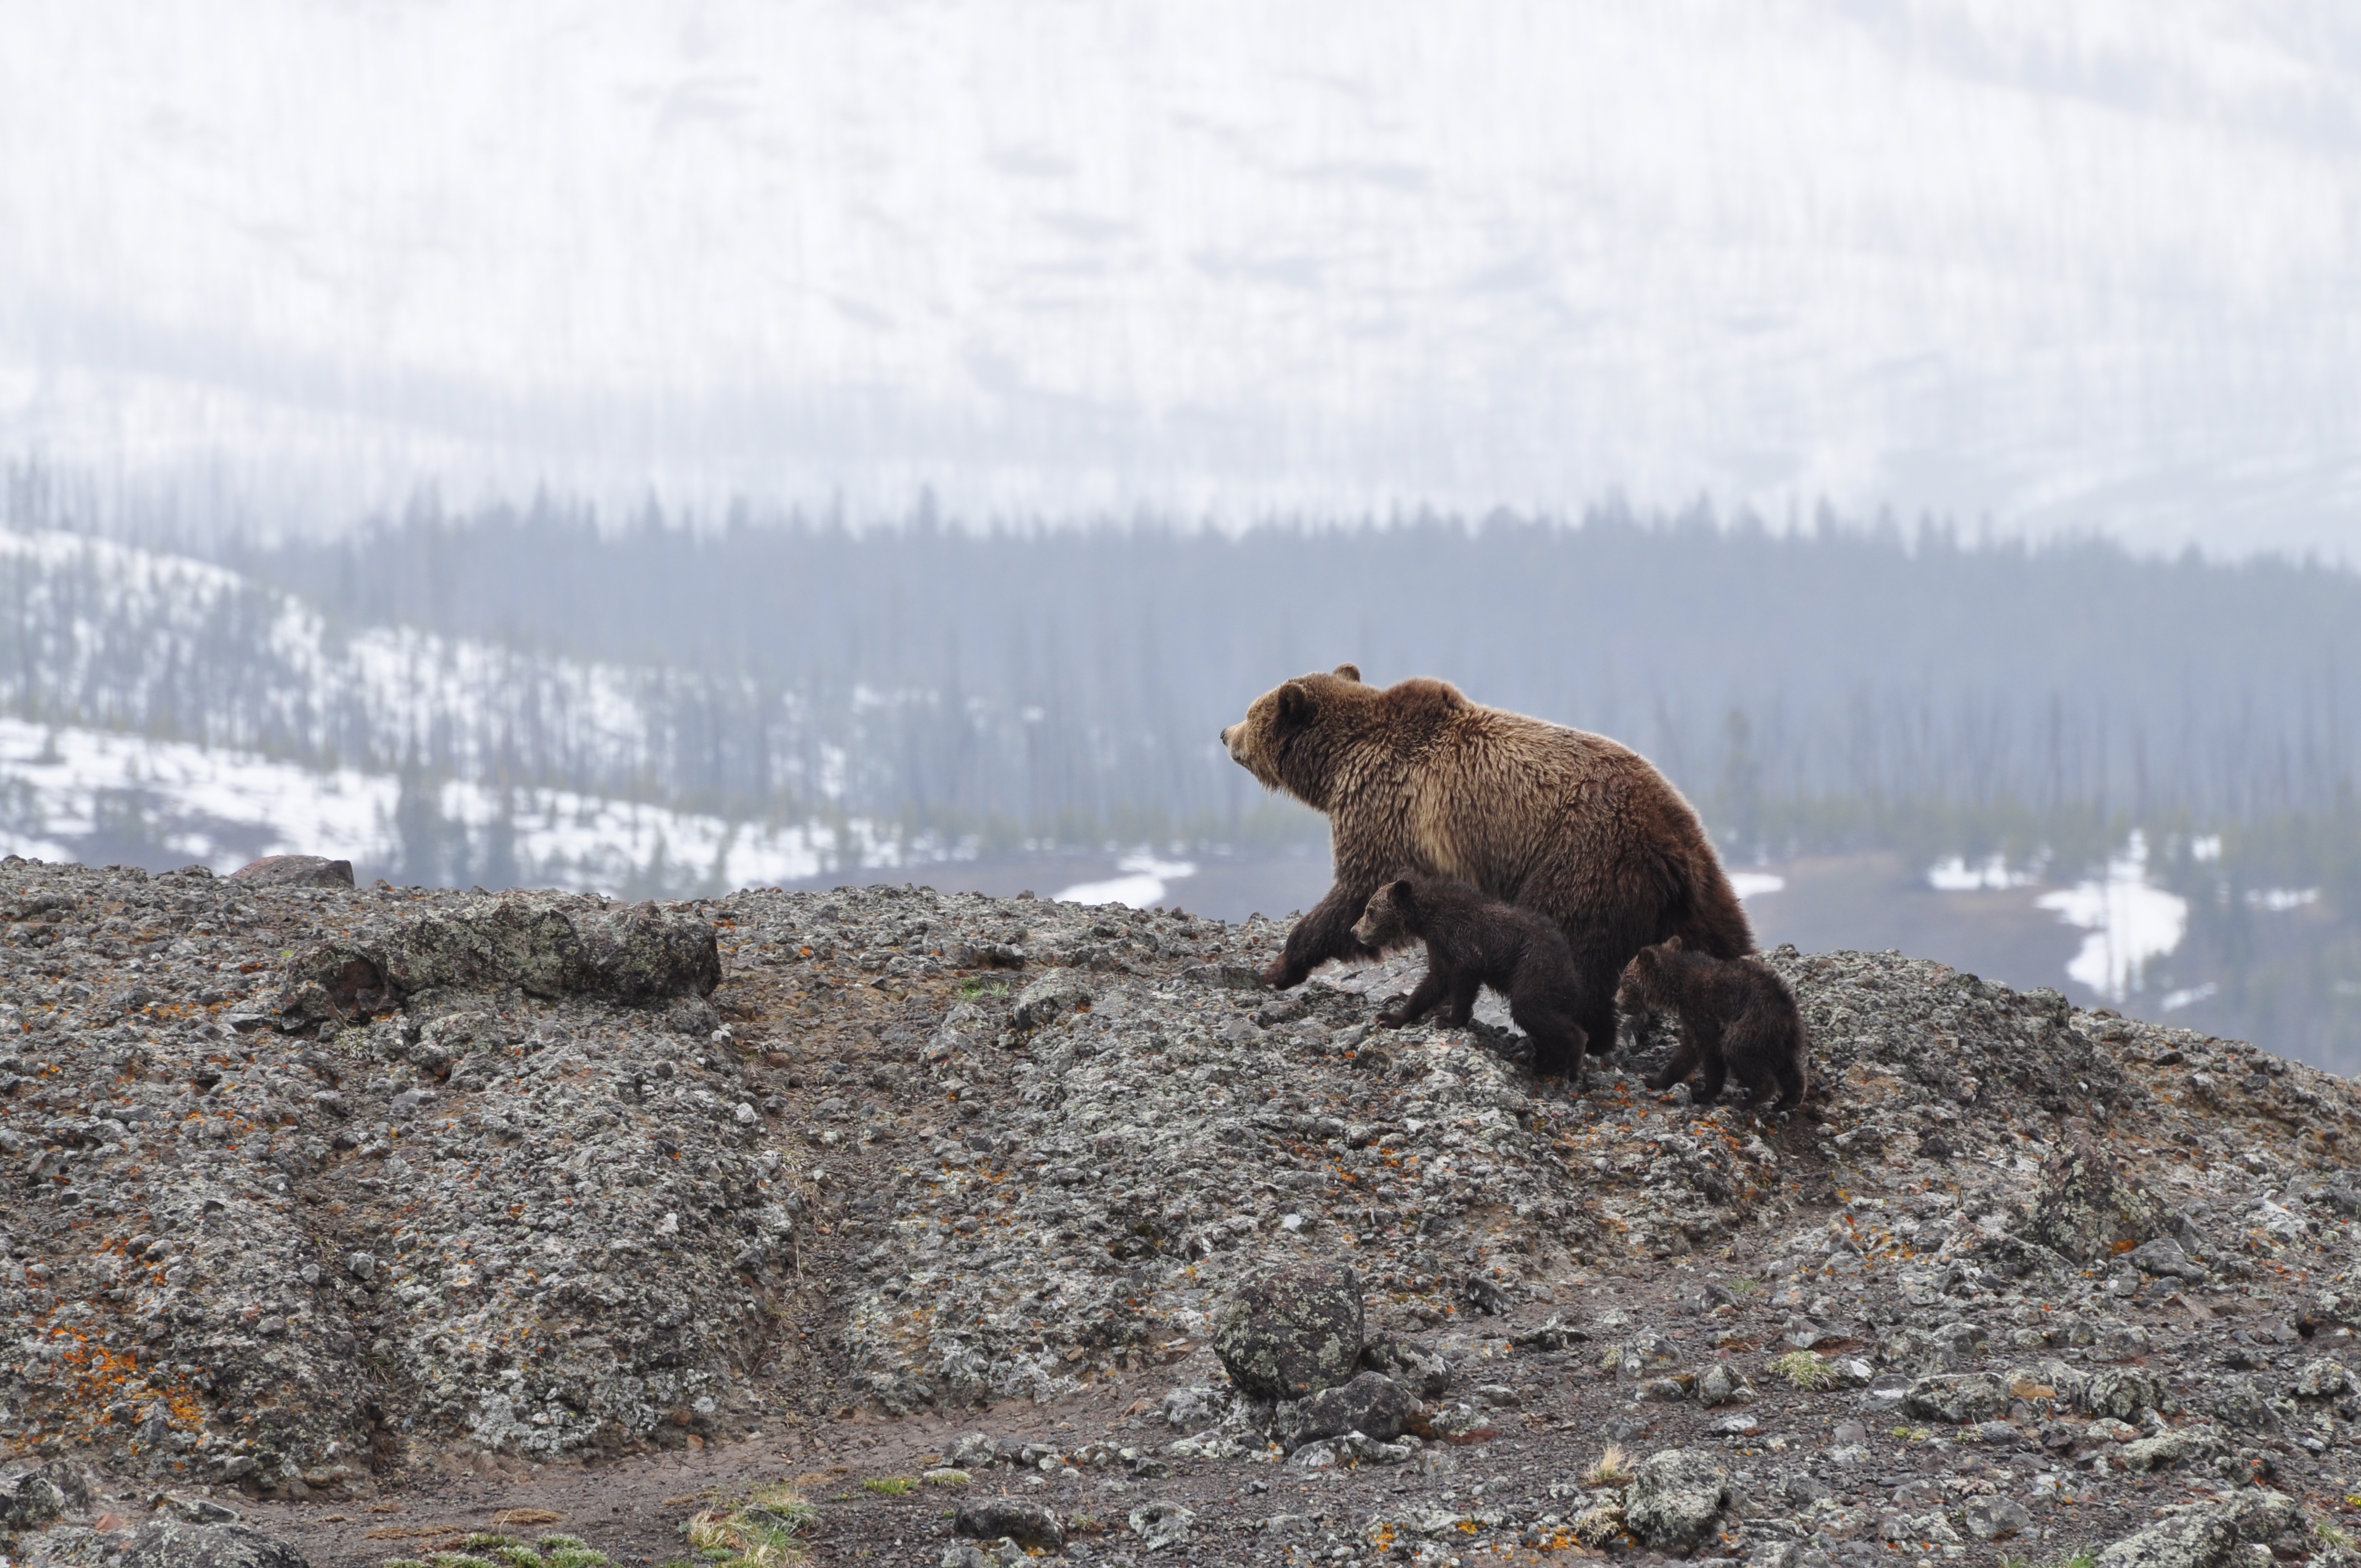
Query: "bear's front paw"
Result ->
[[1259, 957, 1305, 989], [1642, 1070, 1679, 1092]]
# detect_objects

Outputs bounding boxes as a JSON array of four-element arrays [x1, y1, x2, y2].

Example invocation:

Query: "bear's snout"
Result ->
[[1220, 723, 1246, 764]]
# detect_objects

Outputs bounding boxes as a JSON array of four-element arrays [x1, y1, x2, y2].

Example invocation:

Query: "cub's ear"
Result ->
[[1332, 662, 1363, 682], [1661, 934, 1684, 952], [1386, 876, 1415, 906], [1276, 680, 1313, 726]]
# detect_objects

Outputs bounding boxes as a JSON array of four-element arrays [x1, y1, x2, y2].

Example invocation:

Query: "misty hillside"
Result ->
[[6, 3, 2361, 549]]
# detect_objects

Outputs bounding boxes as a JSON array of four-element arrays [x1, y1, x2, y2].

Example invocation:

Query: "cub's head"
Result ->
[[1350, 874, 1421, 952], [1614, 935, 1684, 1012], [1218, 663, 1366, 803]]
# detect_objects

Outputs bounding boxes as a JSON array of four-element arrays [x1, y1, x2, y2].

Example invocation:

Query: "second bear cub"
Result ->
[[1350, 873, 1589, 1079], [1615, 937, 1810, 1110]]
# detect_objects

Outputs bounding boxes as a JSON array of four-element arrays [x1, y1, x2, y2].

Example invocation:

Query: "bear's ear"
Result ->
[[1388, 876, 1415, 905], [1276, 680, 1313, 726], [1332, 662, 1362, 682], [1662, 934, 1684, 952]]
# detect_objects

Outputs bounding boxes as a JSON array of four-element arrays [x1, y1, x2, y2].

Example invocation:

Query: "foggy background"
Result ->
[[3, 3, 2359, 1065]]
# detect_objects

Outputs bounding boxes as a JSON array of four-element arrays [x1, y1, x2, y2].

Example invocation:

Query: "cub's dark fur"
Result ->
[[1615, 937, 1809, 1110], [1350, 873, 1589, 1079]]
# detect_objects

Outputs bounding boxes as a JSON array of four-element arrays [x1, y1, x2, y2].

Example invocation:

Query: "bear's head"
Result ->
[[1218, 663, 1368, 804], [1350, 874, 1422, 953], [1614, 934, 1684, 1012]]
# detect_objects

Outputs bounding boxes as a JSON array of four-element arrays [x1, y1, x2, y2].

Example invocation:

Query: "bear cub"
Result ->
[[1615, 937, 1809, 1110], [1350, 873, 1590, 1079]]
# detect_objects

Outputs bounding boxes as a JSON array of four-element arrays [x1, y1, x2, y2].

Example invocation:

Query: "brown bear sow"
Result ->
[[1350, 874, 1590, 1077], [1220, 665, 1753, 1072], [1615, 937, 1809, 1110]]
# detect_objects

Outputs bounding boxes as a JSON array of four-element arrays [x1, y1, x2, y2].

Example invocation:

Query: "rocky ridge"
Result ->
[[4, 855, 2361, 1568]]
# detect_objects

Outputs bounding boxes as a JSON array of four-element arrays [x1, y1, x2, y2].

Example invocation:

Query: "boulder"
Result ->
[[1009, 969, 1094, 1031], [2095, 1488, 2302, 1568], [118, 1521, 312, 1568], [1965, 1495, 2032, 1541], [1361, 1338, 1451, 1397], [1276, 1371, 1415, 1450], [1622, 1448, 1733, 1551], [1127, 1500, 1196, 1551], [1214, 1263, 1364, 1401], [281, 891, 720, 1020], [230, 855, 354, 889], [2086, 1367, 2167, 1420], [1903, 1373, 2010, 1424], [0, 1461, 80, 1530], [2126, 1234, 2207, 1281], [2026, 1125, 2168, 1264], [951, 1497, 1063, 1550]]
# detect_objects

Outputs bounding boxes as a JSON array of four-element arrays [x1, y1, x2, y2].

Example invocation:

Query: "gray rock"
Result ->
[[951, 1497, 1063, 1549], [1965, 1495, 2032, 1540], [2211, 1378, 2283, 1433], [280, 891, 719, 1019], [118, 1521, 312, 1568], [1361, 1337, 1451, 1397], [1276, 1371, 1416, 1450], [230, 856, 353, 889], [1903, 1373, 2010, 1424], [0, 1465, 69, 1530], [1127, 1500, 1197, 1552], [1009, 969, 1093, 1032], [2095, 1489, 2302, 1568], [2126, 1234, 2207, 1281], [2086, 1366, 2167, 1420], [2292, 1357, 2356, 1398], [2026, 1125, 2168, 1264], [1212, 1262, 1364, 1401], [1623, 1447, 1733, 1551]]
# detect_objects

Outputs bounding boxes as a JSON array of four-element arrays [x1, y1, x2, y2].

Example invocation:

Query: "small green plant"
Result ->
[[1769, 1351, 1835, 1390], [1067, 1513, 1108, 1536], [2050, 1551, 2097, 1568], [1725, 1276, 1762, 1296], [1890, 1424, 1933, 1443], [682, 1483, 815, 1568], [860, 1476, 917, 1496], [2315, 1515, 2355, 1553], [959, 977, 1011, 1000], [920, 1468, 970, 1487], [402, 1535, 611, 1568]]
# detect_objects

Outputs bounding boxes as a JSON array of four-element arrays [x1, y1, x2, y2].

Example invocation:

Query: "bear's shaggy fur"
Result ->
[[1615, 936, 1809, 1109], [1350, 873, 1590, 1077], [1220, 665, 1752, 1071]]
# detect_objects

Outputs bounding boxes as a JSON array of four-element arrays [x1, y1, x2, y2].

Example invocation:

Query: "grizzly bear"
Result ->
[[1350, 873, 1590, 1076], [1219, 665, 1752, 1075], [1615, 936, 1809, 1109]]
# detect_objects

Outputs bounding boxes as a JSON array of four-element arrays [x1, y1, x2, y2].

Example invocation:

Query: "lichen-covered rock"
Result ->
[[1214, 1263, 1365, 1401], [2292, 1357, 2356, 1398], [1127, 1500, 1196, 1552], [2027, 1125, 2168, 1264], [1965, 1495, 2032, 1540], [2095, 1488, 2303, 1568], [117, 1520, 312, 1568], [1903, 1373, 2010, 1423], [1360, 1339, 1451, 1398], [1276, 1370, 1415, 1450], [952, 1497, 1063, 1549], [2086, 1367, 2167, 1420], [1622, 1447, 1733, 1550], [1008, 968, 1092, 1032], [280, 890, 720, 1019], [230, 856, 353, 889], [0, 1461, 81, 1530]]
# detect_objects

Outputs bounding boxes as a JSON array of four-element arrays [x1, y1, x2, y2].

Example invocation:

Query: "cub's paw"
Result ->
[[1373, 1006, 1410, 1029]]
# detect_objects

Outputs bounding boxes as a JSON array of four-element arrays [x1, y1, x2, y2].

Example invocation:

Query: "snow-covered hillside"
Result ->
[[0, 716, 926, 895], [5, 2, 2359, 552]]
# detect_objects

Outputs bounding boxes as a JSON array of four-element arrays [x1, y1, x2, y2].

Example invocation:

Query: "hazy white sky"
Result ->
[[3, 1, 2359, 551]]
